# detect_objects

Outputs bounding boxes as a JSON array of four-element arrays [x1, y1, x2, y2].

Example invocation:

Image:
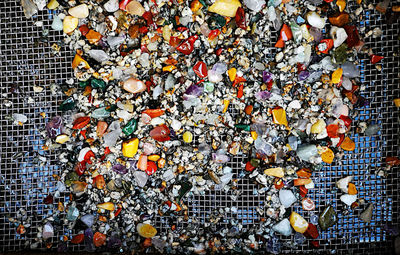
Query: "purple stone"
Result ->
[[107, 236, 122, 248], [46, 116, 63, 139], [211, 62, 227, 75], [183, 84, 203, 99], [255, 91, 271, 101], [262, 71, 273, 83], [84, 228, 95, 252], [298, 71, 310, 81], [212, 153, 230, 163], [309, 27, 322, 43], [356, 96, 369, 108], [112, 164, 128, 175], [57, 242, 68, 252]]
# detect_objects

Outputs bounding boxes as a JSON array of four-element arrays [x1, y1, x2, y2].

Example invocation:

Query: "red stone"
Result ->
[[235, 7, 247, 30], [169, 36, 182, 47], [237, 84, 244, 98], [299, 186, 308, 197], [193, 61, 208, 78], [72, 117, 91, 130], [317, 39, 334, 54], [146, 161, 157, 175], [311, 240, 320, 248], [150, 124, 171, 142], [275, 24, 292, 48], [371, 55, 384, 64], [142, 109, 165, 118], [71, 234, 85, 244], [326, 124, 339, 138], [386, 156, 400, 166], [79, 24, 90, 36], [274, 178, 284, 190], [139, 26, 148, 34], [215, 48, 223, 56], [336, 133, 345, 147], [83, 150, 95, 164], [245, 161, 255, 172], [339, 115, 352, 128], [208, 29, 221, 40], [344, 25, 361, 48], [305, 223, 319, 239], [75, 161, 86, 176], [93, 232, 106, 247], [119, 0, 131, 10], [176, 35, 198, 55], [143, 11, 155, 28]]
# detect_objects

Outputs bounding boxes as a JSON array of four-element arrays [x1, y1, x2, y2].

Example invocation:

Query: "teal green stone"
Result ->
[[333, 44, 348, 64], [91, 78, 106, 90], [65, 172, 79, 186], [318, 206, 337, 230], [122, 119, 138, 136], [235, 124, 251, 131], [92, 107, 111, 119], [207, 14, 226, 29], [66, 206, 79, 221], [79, 80, 90, 88], [106, 104, 118, 112], [203, 82, 214, 93], [198, 0, 207, 7], [59, 97, 75, 111]]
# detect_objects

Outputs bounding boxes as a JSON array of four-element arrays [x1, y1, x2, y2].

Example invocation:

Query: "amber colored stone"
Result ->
[[71, 234, 84, 244], [344, 25, 361, 48], [296, 168, 312, 178], [142, 109, 165, 118], [86, 30, 102, 44], [348, 182, 357, 195], [294, 178, 312, 186], [72, 54, 90, 69], [321, 147, 334, 164], [93, 232, 106, 247], [190, 0, 203, 12], [17, 224, 26, 234], [93, 175, 105, 189], [157, 158, 166, 168], [150, 124, 171, 142], [340, 137, 356, 151], [128, 24, 140, 39], [329, 12, 350, 27]]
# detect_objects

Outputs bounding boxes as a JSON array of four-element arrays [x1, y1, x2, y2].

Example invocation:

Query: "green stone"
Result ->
[[177, 182, 193, 202], [106, 104, 118, 112], [207, 14, 226, 29], [65, 172, 79, 186], [203, 82, 214, 93], [234, 124, 251, 131], [92, 107, 111, 119], [79, 80, 90, 88], [333, 43, 348, 64], [250, 158, 260, 168], [91, 78, 106, 90], [318, 205, 337, 230], [198, 0, 207, 7], [122, 119, 138, 136], [59, 97, 75, 111]]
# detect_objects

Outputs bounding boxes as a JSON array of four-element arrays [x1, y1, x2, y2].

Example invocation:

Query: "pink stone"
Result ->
[[143, 143, 156, 155], [123, 78, 146, 93]]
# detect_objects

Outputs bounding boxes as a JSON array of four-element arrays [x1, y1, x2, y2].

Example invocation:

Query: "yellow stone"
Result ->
[[47, 0, 59, 9], [272, 108, 288, 127], [228, 67, 237, 82], [289, 212, 309, 233], [222, 99, 230, 113], [63, 16, 79, 34], [55, 134, 69, 144], [68, 4, 89, 19], [332, 68, 343, 84], [163, 65, 176, 72], [208, 0, 242, 17], [162, 25, 171, 42], [72, 54, 90, 69], [97, 202, 115, 211], [137, 223, 157, 238], [394, 98, 400, 107], [340, 137, 356, 151], [183, 131, 193, 143], [264, 167, 284, 178], [122, 138, 139, 158], [148, 154, 161, 161], [336, 0, 346, 12], [251, 131, 258, 140], [321, 147, 334, 164], [311, 119, 326, 134]]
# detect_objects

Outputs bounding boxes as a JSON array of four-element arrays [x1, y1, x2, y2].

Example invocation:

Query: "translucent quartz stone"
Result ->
[[272, 218, 292, 236], [296, 144, 318, 162], [279, 189, 297, 208]]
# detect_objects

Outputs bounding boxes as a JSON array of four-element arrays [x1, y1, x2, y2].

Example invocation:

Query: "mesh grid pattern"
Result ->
[[0, 0, 399, 253]]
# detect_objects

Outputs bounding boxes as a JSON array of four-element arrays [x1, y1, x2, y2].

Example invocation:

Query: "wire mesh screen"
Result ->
[[0, 0, 399, 253]]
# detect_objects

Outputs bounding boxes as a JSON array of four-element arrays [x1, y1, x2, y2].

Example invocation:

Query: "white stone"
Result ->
[[306, 11, 325, 29], [272, 218, 292, 236], [279, 189, 297, 208], [88, 49, 110, 62], [171, 119, 182, 131], [330, 26, 348, 48], [68, 4, 89, 19], [243, 0, 266, 12], [340, 194, 357, 206], [104, 0, 119, 12], [336, 176, 353, 193]]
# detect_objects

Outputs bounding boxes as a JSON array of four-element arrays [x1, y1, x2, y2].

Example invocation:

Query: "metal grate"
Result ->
[[0, 0, 399, 253]]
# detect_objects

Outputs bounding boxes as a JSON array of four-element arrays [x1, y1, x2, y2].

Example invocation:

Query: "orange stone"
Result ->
[[86, 30, 102, 44], [244, 105, 253, 115], [329, 12, 350, 27], [72, 54, 90, 69], [321, 148, 334, 164], [128, 24, 140, 39], [296, 168, 312, 178], [294, 178, 312, 186], [93, 232, 106, 247], [71, 234, 84, 244], [97, 121, 108, 138], [340, 137, 356, 151], [348, 182, 357, 195]]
